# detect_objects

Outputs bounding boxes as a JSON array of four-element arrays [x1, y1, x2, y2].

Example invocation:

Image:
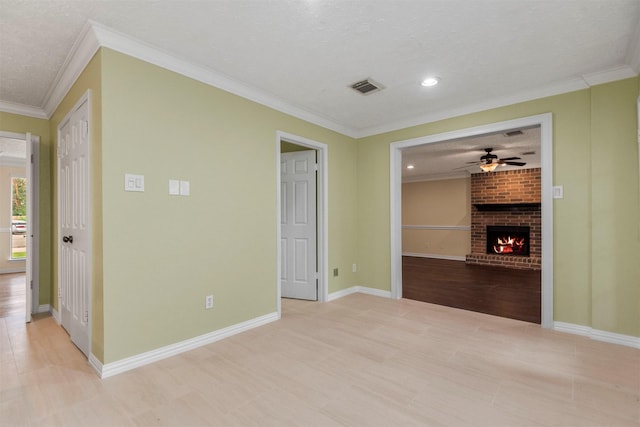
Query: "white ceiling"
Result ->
[[401, 126, 540, 181], [0, 0, 639, 138]]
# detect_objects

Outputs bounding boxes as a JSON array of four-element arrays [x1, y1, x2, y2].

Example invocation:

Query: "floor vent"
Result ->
[[350, 78, 384, 95]]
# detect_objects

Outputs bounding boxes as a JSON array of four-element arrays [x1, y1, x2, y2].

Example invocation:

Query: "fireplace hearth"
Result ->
[[486, 226, 530, 256]]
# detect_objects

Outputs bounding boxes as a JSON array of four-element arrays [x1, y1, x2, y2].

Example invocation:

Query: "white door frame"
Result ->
[[390, 113, 554, 328], [276, 131, 328, 315], [0, 130, 39, 321], [56, 89, 92, 356]]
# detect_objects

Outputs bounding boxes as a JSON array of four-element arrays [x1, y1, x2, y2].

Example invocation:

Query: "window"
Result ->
[[10, 176, 26, 260]]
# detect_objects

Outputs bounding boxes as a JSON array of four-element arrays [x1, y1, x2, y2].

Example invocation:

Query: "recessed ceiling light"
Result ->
[[407, 164, 415, 169], [421, 77, 440, 87]]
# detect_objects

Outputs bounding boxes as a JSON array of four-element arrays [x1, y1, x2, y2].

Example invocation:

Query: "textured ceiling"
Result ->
[[1, 0, 639, 138], [401, 126, 541, 181]]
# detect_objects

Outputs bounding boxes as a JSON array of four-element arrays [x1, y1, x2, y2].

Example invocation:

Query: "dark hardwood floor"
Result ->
[[402, 257, 541, 323]]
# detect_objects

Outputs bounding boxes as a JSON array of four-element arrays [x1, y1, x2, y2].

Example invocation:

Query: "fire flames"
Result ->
[[493, 235, 526, 254]]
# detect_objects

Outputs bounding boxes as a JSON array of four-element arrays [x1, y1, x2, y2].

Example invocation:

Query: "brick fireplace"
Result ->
[[466, 168, 541, 270]]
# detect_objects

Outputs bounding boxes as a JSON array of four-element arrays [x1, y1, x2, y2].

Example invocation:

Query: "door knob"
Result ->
[[63, 235, 73, 244]]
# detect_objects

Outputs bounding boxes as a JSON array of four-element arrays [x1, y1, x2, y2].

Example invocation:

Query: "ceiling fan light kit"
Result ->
[[475, 147, 527, 172], [480, 162, 499, 172]]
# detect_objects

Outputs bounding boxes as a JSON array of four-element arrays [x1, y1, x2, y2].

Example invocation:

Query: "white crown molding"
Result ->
[[88, 21, 356, 138], [581, 65, 638, 86], [356, 66, 639, 138], [554, 321, 640, 349], [356, 77, 590, 138], [625, 19, 640, 74], [0, 100, 47, 119], [5, 21, 639, 138], [41, 22, 101, 118]]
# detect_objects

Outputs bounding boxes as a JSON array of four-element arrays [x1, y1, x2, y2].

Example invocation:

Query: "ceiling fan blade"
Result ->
[[466, 161, 482, 164], [499, 156, 521, 161], [503, 161, 526, 166]]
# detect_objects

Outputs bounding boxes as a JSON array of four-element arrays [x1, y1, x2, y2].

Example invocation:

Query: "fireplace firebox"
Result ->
[[486, 226, 530, 256]]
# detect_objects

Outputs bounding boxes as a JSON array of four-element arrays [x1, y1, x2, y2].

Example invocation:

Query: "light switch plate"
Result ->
[[169, 179, 180, 195], [552, 185, 564, 199], [125, 174, 144, 192], [180, 180, 190, 196]]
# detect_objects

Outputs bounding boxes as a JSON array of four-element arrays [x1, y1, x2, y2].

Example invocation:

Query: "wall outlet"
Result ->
[[205, 295, 214, 309], [333, 268, 339, 277], [352, 263, 357, 273]]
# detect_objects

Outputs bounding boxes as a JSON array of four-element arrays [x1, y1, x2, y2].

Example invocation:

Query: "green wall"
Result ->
[[0, 111, 52, 307], [99, 48, 358, 363], [590, 79, 640, 336], [357, 77, 640, 337], [3, 47, 638, 366], [49, 50, 104, 360]]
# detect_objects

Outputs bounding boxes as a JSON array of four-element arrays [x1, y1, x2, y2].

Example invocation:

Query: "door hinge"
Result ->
[[30, 154, 34, 164], [314, 163, 318, 171], [84, 311, 88, 323], [30, 280, 33, 289], [83, 121, 89, 137]]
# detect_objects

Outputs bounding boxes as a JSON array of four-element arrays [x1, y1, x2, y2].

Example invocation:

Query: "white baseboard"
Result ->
[[88, 353, 103, 377], [0, 267, 26, 274], [97, 311, 279, 379], [328, 286, 392, 301], [554, 321, 640, 349], [37, 304, 50, 313], [402, 252, 466, 262], [51, 307, 60, 324]]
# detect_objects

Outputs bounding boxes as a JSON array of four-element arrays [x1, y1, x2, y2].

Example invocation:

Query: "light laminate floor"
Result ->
[[0, 273, 26, 318], [1, 294, 639, 426]]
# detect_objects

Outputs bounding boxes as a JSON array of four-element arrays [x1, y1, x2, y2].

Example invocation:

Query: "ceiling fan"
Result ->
[[468, 148, 526, 172]]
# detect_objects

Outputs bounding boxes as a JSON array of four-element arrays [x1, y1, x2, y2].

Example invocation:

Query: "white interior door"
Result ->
[[58, 97, 91, 357], [281, 150, 317, 300]]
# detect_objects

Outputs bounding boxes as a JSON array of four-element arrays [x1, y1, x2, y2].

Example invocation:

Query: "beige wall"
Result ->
[[0, 166, 26, 272], [402, 178, 471, 258], [357, 77, 640, 338], [0, 111, 51, 305]]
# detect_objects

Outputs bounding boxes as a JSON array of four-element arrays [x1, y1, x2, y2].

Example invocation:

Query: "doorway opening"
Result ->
[[276, 131, 328, 316], [390, 113, 554, 328], [0, 131, 39, 322]]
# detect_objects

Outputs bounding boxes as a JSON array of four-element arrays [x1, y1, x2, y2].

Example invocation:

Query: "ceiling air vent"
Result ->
[[503, 130, 523, 137], [350, 78, 384, 95]]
